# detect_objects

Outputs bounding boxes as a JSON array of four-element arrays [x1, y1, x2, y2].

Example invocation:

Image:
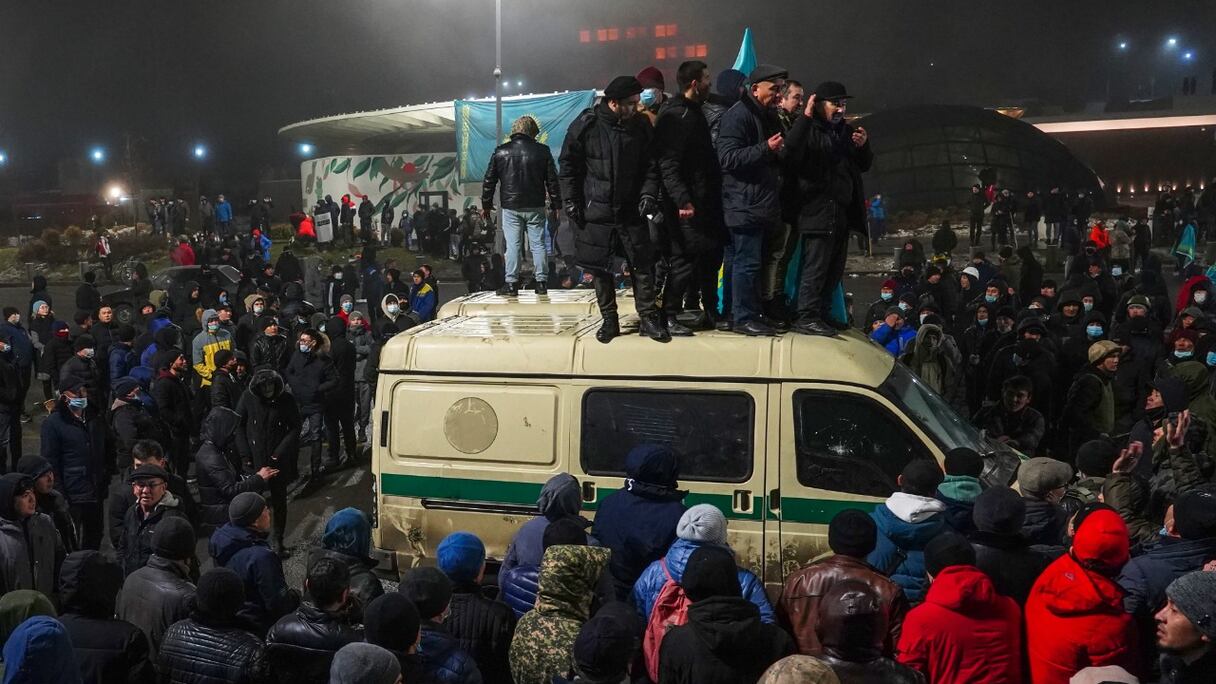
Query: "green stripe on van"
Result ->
[[380, 474, 870, 525]]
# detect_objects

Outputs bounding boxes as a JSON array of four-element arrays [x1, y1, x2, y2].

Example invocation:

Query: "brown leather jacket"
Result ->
[[776, 554, 909, 655]]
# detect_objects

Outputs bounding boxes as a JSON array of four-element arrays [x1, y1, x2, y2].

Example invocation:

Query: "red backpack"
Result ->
[[642, 559, 692, 682]]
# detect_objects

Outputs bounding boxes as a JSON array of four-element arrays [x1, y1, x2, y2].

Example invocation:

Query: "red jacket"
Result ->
[[170, 243, 196, 266], [896, 564, 1022, 684], [1025, 509, 1139, 684], [1175, 274, 1209, 313]]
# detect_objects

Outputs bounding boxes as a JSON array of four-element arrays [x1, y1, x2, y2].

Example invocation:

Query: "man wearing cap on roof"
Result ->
[[716, 63, 789, 337], [559, 74, 669, 344], [784, 81, 872, 337], [1063, 340, 1122, 456]]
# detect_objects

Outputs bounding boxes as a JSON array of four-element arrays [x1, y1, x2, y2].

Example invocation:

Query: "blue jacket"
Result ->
[[41, 404, 107, 505], [215, 200, 233, 223], [0, 322, 33, 369], [1, 615, 82, 684], [209, 523, 300, 633], [139, 315, 175, 368], [632, 538, 775, 624], [869, 197, 886, 220], [867, 500, 946, 603], [1118, 535, 1216, 618], [717, 94, 783, 227], [412, 622, 483, 684], [498, 564, 539, 619], [870, 322, 916, 356], [411, 283, 437, 322], [255, 233, 272, 263], [108, 343, 136, 383]]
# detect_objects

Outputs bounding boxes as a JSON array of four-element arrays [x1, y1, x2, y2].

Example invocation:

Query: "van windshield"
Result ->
[[878, 363, 1022, 486]]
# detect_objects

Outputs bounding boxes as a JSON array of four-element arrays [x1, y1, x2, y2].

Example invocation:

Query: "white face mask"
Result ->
[[1196, 292, 1208, 304], [334, 273, 344, 281]]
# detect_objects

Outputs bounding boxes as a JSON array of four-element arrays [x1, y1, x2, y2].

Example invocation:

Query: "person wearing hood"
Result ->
[[1017, 457, 1073, 548], [265, 555, 364, 681], [250, 314, 290, 373], [973, 375, 1046, 455], [235, 295, 266, 354], [656, 545, 795, 683], [15, 455, 76, 556], [209, 492, 300, 634], [510, 543, 613, 684], [961, 303, 999, 414], [325, 315, 359, 471], [362, 593, 423, 678], [149, 348, 194, 478], [57, 550, 154, 683], [117, 464, 191, 577], [934, 448, 983, 536], [40, 379, 106, 551], [1063, 341, 1121, 456], [866, 459, 947, 603], [196, 407, 276, 533], [900, 319, 966, 412], [59, 333, 103, 412], [591, 444, 688, 599], [1025, 506, 1139, 684], [436, 532, 516, 684], [551, 602, 644, 684], [501, 473, 592, 580], [968, 486, 1051, 606], [0, 473, 62, 598], [191, 308, 234, 391], [1, 615, 82, 684], [896, 533, 1023, 683], [324, 264, 352, 316], [28, 275, 52, 322], [0, 590, 56, 657], [814, 579, 924, 683], [116, 517, 196, 660], [284, 328, 337, 491], [633, 504, 775, 626], [348, 311, 374, 442], [157, 567, 270, 683], [236, 369, 300, 556], [984, 315, 1057, 419], [398, 566, 483, 684], [308, 508, 384, 613]]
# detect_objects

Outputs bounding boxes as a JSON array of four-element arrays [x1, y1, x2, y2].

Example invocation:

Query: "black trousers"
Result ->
[[969, 217, 983, 245], [581, 221, 659, 320], [796, 228, 850, 322], [268, 476, 288, 542], [0, 409, 19, 473], [70, 501, 104, 551], [326, 404, 356, 466]]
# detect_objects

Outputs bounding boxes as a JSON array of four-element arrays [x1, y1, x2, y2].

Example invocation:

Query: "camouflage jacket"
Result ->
[[508, 544, 611, 684]]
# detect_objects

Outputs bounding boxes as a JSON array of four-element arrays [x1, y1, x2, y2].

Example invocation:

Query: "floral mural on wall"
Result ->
[[300, 153, 478, 215]]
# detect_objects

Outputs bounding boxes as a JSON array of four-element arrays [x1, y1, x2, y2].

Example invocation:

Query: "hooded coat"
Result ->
[[195, 408, 267, 529], [900, 324, 966, 412], [1025, 509, 1139, 684], [501, 473, 589, 577], [509, 545, 612, 684], [325, 316, 356, 404], [896, 565, 1022, 684], [209, 522, 301, 634], [40, 402, 107, 506], [58, 550, 155, 684], [657, 596, 796, 684], [591, 445, 688, 599], [412, 620, 484, 684], [632, 538, 776, 624], [283, 345, 337, 415], [1, 615, 82, 684], [866, 492, 948, 603], [235, 370, 301, 480], [308, 507, 384, 612], [0, 475, 62, 597]]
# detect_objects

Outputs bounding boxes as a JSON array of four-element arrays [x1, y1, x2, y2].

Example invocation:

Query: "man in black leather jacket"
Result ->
[[158, 567, 269, 683], [482, 115, 562, 297], [265, 555, 363, 682]]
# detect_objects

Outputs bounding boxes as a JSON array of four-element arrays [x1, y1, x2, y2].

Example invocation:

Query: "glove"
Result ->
[[565, 202, 585, 228], [638, 196, 660, 222]]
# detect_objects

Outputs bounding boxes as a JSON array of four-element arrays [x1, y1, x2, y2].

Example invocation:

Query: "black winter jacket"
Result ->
[[236, 370, 301, 479], [654, 95, 723, 227], [60, 354, 103, 403], [76, 282, 101, 313], [58, 550, 155, 684], [265, 602, 364, 682], [326, 317, 356, 404], [109, 398, 166, 467], [41, 403, 107, 505], [481, 133, 561, 210], [108, 467, 198, 550], [209, 368, 241, 410], [118, 492, 191, 577], [151, 369, 193, 440], [1021, 497, 1068, 548], [196, 407, 267, 529], [158, 615, 269, 684], [784, 112, 874, 236], [283, 348, 337, 415], [1119, 535, 1216, 619], [716, 93, 783, 227], [209, 523, 301, 634], [306, 548, 383, 618], [446, 582, 516, 684], [40, 334, 75, 384], [117, 555, 195, 659], [969, 531, 1052, 605], [414, 621, 484, 684], [558, 103, 659, 227], [251, 333, 289, 373], [657, 596, 796, 684]]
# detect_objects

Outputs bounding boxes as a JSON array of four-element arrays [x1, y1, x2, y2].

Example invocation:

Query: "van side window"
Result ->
[[793, 390, 933, 497], [580, 389, 754, 483]]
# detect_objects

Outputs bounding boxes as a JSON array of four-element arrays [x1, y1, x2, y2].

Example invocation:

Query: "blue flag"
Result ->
[[454, 91, 597, 183], [732, 28, 757, 75]]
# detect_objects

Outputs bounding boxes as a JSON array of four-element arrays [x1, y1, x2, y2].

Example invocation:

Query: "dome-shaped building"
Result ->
[[856, 105, 1106, 210]]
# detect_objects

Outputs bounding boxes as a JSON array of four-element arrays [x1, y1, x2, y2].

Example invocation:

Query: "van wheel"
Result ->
[[114, 304, 134, 324]]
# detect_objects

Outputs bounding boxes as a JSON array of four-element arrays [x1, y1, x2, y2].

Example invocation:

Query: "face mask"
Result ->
[[334, 273, 343, 280], [207, 322, 219, 333], [341, 302, 353, 312], [82, 348, 95, 359], [253, 305, 264, 314], [7, 315, 18, 325], [387, 304, 400, 315], [219, 294, 228, 305], [299, 343, 311, 353], [1083, 302, 1094, 312], [1195, 292, 1208, 304], [640, 87, 662, 109], [976, 318, 989, 327], [1029, 304, 1042, 311], [1175, 350, 1194, 360], [0, 343, 9, 354], [985, 294, 998, 304], [898, 302, 911, 312], [1206, 351, 1216, 367], [1086, 325, 1103, 339], [880, 292, 893, 302], [67, 397, 88, 410], [1111, 266, 1123, 277]]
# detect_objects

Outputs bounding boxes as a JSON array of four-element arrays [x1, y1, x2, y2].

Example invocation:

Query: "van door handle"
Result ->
[[379, 410, 389, 448], [581, 480, 597, 503], [768, 489, 781, 512], [732, 490, 753, 514]]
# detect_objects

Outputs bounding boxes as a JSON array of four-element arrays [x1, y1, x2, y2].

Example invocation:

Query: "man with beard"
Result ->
[[654, 60, 723, 334], [559, 76, 668, 343], [784, 82, 873, 336]]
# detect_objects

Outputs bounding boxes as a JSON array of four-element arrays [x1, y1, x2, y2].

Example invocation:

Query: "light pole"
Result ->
[[192, 144, 207, 212], [494, 0, 502, 147]]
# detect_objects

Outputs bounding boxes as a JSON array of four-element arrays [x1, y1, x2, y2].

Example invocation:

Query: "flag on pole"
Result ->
[[732, 28, 756, 75]]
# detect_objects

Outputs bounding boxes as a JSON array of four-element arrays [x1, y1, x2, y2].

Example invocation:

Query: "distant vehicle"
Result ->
[[102, 264, 241, 324]]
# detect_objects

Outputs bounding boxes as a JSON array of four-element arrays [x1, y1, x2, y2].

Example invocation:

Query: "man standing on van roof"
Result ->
[[559, 76, 670, 344], [591, 444, 688, 599]]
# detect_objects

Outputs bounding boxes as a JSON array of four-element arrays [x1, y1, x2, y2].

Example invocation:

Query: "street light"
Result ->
[[1118, 41, 1128, 51], [90, 147, 106, 163], [299, 143, 314, 156], [107, 184, 124, 201], [1167, 37, 1179, 49], [193, 144, 207, 160], [0, 151, 7, 165], [1183, 51, 1195, 62]]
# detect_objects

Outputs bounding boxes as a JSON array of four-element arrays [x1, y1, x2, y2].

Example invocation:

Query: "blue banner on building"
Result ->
[[454, 90, 597, 183]]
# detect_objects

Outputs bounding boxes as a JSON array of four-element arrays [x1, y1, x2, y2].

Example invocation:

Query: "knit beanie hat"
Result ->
[[943, 448, 984, 477], [15, 455, 52, 480], [924, 532, 976, 576], [329, 643, 402, 684], [542, 517, 588, 549], [972, 486, 1026, 536], [228, 492, 267, 527], [196, 567, 244, 619], [436, 532, 486, 584], [827, 509, 878, 557], [1165, 571, 1216, 639], [399, 566, 453, 620], [1072, 508, 1130, 572], [152, 517, 197, 561], [363, 593, 421, 653], [1174, 484, 1216, 540], [681, 545, 741, 602], [571, 602, 643, 681], [73, 334, 95, 352], [1076, 439, 1118, 478], [677, 504, 728, 545]]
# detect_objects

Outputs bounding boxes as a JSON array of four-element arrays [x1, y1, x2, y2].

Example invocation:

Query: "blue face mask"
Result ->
[[985, 294, 998, 304], [1111, 266, 1123, 277], [977, 318, 989, 327], [1086, 325, 1103, 339], [1207, 351, 1216, 367], [880, 292, 893, 302], [1083, 302, 1094, 312], [67, 397, 88, 410], [1175, 350, 1194, 360], [898, 302, 911, 312], [341, 302, 353, 312]]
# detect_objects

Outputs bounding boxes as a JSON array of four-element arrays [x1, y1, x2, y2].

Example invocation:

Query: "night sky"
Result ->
[[1, 1, 1213, 190]]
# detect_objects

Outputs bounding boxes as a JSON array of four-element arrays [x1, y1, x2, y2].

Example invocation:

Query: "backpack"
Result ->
[[642, 559, 691, 683]]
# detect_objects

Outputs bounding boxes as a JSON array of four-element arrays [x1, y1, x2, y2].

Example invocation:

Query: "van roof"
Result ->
[[380, 312, 895, 385], [435, 289, 635, 319]]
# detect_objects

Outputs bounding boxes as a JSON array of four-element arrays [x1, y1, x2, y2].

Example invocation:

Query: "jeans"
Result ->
[[729, 223, 766, 325], [1047, 221, 1063, 244], [502, 208, 548, 284]]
